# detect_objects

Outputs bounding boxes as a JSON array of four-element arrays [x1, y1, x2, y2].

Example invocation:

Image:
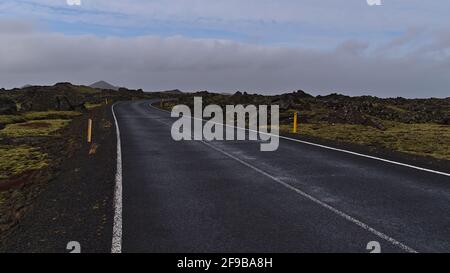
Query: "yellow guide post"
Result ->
[[87, 118, 93, 143], [293, 112, 298, 133]]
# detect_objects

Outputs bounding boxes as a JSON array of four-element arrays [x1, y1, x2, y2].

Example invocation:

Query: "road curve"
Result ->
[[113, 100, 450, 253]]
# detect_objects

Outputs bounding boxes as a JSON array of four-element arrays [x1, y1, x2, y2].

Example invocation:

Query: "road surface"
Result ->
[[113, 100, 450, 253]]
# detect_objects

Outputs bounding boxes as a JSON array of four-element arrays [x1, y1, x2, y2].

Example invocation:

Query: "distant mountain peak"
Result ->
[[162, 89, 183, 94], [90, 80, 118, 90]]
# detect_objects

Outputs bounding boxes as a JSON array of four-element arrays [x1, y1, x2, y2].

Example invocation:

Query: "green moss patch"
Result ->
[[85, 103, 103, 110], [0, 145, 48, 180], [75, 86, 101, 94], [0, 115, 27, 125], [281, 122, 450, 160], [22, 111, 82, 120], [0, 119, 71, 137]]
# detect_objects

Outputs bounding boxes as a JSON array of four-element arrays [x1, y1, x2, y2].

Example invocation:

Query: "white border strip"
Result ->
[[149, 103, 450, 177], [111, 103, 123, 253]]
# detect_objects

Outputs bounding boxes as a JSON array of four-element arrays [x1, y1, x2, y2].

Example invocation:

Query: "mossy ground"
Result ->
[[0, 119, 71, 137], [0, 110, 80, 182], [160, 102, 450, 161], [0, 115, 26, 125], [22, 111, 81, 120], [0, 111, 80, 125], [85, 103, 104, 110], [281, 122, 450, 160], [0, 145, 48, 180], [75, 86, 101, 94]]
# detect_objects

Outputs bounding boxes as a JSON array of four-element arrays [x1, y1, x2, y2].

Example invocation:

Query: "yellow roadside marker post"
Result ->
[[87, 118, 93, 143], [105, 98, 108, 105], [293, 112, 298, 133]]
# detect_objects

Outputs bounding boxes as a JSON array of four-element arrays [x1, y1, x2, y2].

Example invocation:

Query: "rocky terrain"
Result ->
[[0, 82, 155, 240], [0, 82, 147, 114], [162, 90, 450, 161], [171, 90, 450, 127]]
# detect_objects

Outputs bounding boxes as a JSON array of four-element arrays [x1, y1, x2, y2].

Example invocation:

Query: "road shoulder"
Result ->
[[0, 105, 116, 253]]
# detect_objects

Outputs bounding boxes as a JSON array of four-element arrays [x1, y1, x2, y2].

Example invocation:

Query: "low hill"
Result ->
[[89, 81, 119, 91]]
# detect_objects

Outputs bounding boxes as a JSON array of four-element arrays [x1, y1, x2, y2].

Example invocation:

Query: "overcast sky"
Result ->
[[1, 0, 450, 97]]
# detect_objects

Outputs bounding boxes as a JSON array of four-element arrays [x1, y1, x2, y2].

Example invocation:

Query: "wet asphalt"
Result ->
[[115, 100, 450, 253]]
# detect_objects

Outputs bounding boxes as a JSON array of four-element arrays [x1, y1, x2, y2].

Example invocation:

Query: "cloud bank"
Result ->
[[0, 14, 449, 97], [3, 0, 450, 47]]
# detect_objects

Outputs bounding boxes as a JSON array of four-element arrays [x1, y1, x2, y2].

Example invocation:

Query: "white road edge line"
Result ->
[[111, 103, 123, 253], [147, 102, 418, 253], [200, 140, 418, 253], [149, 103, 450, 177]]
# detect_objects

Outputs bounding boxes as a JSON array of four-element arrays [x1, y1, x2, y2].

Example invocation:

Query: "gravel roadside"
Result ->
[[0, 105, 116, 253]]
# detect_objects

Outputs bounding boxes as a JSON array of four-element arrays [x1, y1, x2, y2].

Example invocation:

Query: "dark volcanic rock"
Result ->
[[118, 87, 143, 94], [327, 106, 386, 130], [441, 114, 450, 125], [17, 83, 86, 112], [0, 96, 17, 115], [232, 91, 243, 97], [293, 90, 314, 99]]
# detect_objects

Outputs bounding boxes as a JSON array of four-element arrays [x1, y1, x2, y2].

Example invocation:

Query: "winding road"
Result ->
[[112, 100, 450, 253]]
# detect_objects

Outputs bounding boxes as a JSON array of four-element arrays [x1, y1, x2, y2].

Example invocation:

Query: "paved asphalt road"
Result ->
[[113, 100, 450, 253]]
